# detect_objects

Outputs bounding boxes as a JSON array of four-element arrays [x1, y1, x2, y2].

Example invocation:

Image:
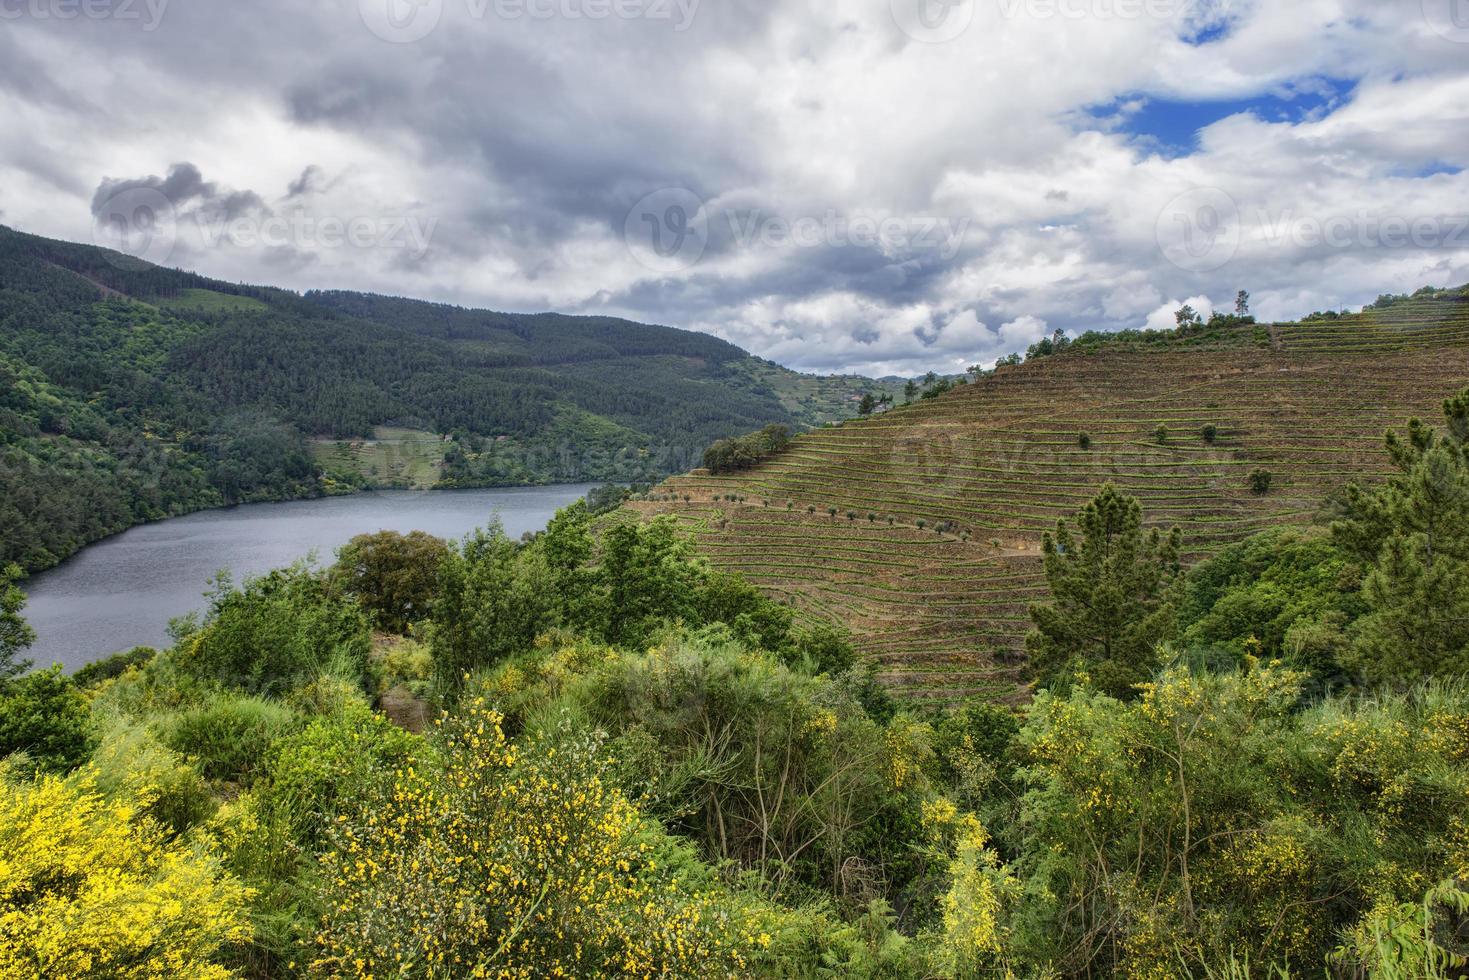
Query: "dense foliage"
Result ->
[[0, 767, 251, 978], [1027, 483, 1182, 697], [9, 386, 1469, 976], [701, 423, 793, 474]]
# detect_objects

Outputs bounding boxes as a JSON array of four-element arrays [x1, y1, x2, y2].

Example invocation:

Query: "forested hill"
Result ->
[[0, 224, 888, 573]]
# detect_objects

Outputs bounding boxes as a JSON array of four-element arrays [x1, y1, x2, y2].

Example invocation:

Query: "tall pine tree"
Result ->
[[1334, 389, 1469, 685], [1027, 484, 1182, 698]]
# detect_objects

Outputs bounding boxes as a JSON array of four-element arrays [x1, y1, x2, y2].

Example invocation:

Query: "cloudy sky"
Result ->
[[2, 0, 1467, 375]]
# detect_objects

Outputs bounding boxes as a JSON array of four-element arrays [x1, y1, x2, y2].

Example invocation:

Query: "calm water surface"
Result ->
[[22, 485, 594, 672]]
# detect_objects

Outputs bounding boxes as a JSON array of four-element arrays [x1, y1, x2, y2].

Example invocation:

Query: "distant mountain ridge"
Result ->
[[0, 224, 892, 572]]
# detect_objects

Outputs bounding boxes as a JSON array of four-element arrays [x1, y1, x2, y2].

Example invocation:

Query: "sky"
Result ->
[[1, 0, 1467, 377]]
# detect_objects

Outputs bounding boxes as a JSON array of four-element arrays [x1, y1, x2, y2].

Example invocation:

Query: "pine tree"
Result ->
[[1334, 388, 1469, 685], [1027, 484, 1182, 698], [0, 564, 35, 683]]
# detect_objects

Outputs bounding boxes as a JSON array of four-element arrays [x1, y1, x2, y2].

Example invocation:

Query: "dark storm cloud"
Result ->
[[90, 163, 266, 222], [287, 166, 326, 198]]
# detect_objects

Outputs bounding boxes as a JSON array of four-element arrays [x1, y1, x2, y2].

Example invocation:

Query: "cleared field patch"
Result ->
[[312, 426, 448, 489], [632, 294, 1469, 704], [156, 288, 270, 313]]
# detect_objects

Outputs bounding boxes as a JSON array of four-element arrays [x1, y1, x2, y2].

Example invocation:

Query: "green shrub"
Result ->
[[1154, 423, 1170, 444], [179, 564, 372, 696], [1250, 468, 1274, 495], [89, 721, 216, 836], [72, 647, 156, 688], [1202, 423, 1219, 444], [0, 667, 95, 774], [558, 632, 926, 905], [1177, 527, 1362, 677], [1009, 670, 1469, 973], [372, 636, 434, 698], [1078, 432, 1091, 449], [257, 701, 417, 851], [161, 693, 300, 785]]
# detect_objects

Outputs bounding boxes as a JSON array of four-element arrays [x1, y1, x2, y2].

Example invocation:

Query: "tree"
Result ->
[[180, 565, 372, 696], [1250, 469, 1273, 495], [331, 530, 448, 634], [0, 563, 35, 682], [1332, 391, 1469, 685], [904, 379, 919, 403], [1201, 423, 1218, 445], [431, 520, 556, 690], [701, 424, 792, 475], [1027, 483, 1182, 698], [1235, 289, 1250, 317], [858, 393, 877, 416], [1077, 432, 1091, 450], [0, 667, 95, 774], [584, 483, 634, 515], [1174, 305, 1203, 331], [595, 515, 704, 647]]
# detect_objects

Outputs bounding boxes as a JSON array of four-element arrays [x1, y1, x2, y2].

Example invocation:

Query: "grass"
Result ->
[[156, 288, 270, 313], [632, 290, 1469, 704], [311, 426, 448, 489]]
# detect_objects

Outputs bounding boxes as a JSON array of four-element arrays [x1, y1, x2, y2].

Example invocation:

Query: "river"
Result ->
[[19, 485, 595, 672]]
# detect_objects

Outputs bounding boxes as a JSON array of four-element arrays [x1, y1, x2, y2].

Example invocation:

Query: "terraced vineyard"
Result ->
[[630, 291, 1469, 704]]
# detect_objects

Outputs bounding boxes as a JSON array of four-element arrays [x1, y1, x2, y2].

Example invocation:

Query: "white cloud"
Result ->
[[0, 0, 1467, 375]]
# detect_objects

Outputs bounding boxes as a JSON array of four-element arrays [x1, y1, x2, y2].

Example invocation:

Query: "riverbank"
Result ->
[[21, 485, 595, 672]]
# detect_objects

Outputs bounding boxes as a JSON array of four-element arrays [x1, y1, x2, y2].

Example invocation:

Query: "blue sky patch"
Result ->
[[1085, 78, 1357, 156]]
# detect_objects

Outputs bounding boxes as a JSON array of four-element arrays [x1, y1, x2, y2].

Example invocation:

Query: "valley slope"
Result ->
[[0, 225, 892, 571], [631, 288, 1469, 703]]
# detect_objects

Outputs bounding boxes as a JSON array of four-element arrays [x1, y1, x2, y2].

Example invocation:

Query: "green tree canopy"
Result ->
[[1334, 388, 1469, 685], [331, 529, 448, 634], [0, 563, 36, 682], [1027, 483, 1182, 698]]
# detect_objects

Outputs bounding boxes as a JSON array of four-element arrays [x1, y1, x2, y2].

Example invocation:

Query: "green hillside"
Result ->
[[634, 286, 1469, 703], [0, 225, 890, 572]]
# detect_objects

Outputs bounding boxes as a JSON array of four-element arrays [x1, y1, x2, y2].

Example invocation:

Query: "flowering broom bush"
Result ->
[[0, 769, 251, 979], [313, 697, 759, 978]]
